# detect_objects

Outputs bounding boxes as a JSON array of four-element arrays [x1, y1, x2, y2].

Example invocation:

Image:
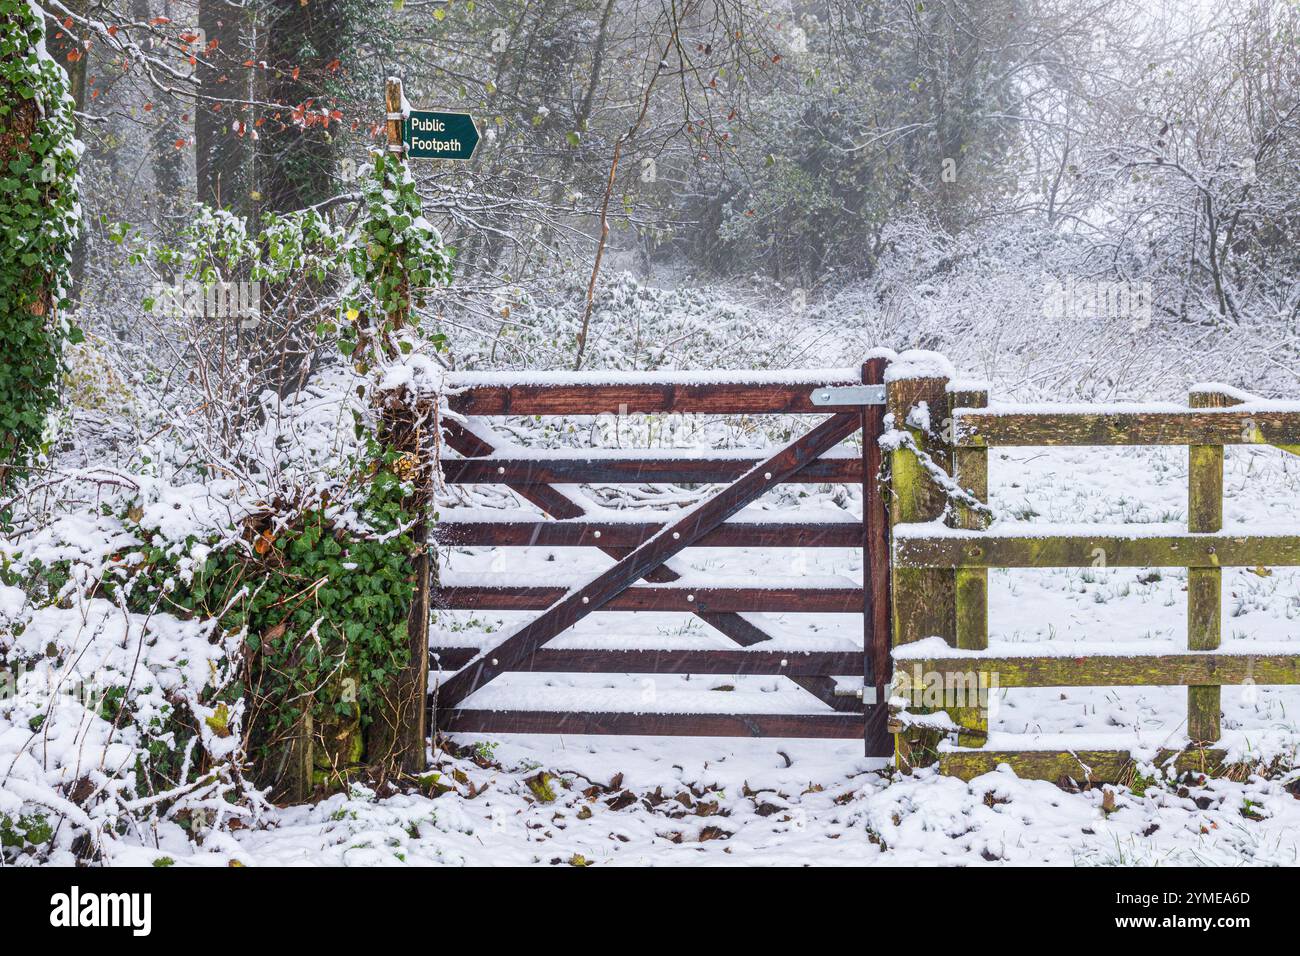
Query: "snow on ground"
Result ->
[[199, 735, 1300, 867], [9, 401, 1300, 866], [287, 427, 1294, 869]]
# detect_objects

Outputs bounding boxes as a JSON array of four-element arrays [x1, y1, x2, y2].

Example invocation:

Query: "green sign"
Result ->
[[404, 110, 480, 160]]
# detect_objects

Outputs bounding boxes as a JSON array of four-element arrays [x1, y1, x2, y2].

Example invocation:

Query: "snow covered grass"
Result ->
[[163, 737, 1300, 867]]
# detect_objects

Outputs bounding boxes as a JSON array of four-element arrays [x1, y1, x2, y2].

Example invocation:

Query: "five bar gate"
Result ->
[[430, 359, 893, 754]]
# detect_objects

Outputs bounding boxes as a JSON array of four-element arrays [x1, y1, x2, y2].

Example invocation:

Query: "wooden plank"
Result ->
[[447, 379, 859, 416], [939, 748, 1229, 783], [438, 584, 863, 613], [441, 709, 864, 739], [442, 418, 792, 650], [894, 652, 1300, 687], [692, 611, 778, 648], [894, 531, 1300, 568], [434, 412, 863, 711], [955, 408, 1300, 448], [440, 419, 498, 458], [1187, 389, 1226, 744], [1206, 386, 1300, 457], [862, 357, 892, 755], [433, 519, 863, 549], [428, 647, 862, 675], [442, 455, 861, 485]]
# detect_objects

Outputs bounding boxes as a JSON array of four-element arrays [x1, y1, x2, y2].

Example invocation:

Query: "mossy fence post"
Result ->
[[886, 366, 957, 770], [1187, 387, 1226, 745], [948, 384, 990, 747]]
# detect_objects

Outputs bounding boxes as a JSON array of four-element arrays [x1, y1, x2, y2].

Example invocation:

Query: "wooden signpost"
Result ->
[[367, 77, 477, 780]]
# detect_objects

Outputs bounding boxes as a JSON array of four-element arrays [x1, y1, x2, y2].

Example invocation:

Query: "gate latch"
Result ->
[[810, 384, 886, 406]]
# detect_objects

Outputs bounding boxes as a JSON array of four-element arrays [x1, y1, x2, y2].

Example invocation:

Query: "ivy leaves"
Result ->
[[0, 0, 82, 486], [125, 455, 417, 743], [342, 153, 453, 358]]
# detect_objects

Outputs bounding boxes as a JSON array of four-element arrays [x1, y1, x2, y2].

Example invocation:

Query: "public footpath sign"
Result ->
[[404, 110, 480, 160]]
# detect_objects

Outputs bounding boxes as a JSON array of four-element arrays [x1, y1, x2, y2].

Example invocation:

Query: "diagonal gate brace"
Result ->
[[443, 421, 779, 647], [435, 411, 863, 715], [441, 421, 858, 711]]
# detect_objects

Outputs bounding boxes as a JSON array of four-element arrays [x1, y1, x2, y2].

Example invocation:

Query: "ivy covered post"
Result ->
[[0, 1, 82, 492], [360, 78, 440, 780]]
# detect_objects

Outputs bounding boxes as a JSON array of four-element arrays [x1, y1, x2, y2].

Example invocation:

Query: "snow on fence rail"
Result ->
[[444, 367, 867, 415], [888, 370, 1300, 782]]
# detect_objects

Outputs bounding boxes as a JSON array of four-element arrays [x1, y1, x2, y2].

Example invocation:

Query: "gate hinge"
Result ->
[[810, 384, 886, 406]]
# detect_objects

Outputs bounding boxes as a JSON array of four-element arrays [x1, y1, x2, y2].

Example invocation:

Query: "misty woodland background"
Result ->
[[60, 0, 1300, 412]]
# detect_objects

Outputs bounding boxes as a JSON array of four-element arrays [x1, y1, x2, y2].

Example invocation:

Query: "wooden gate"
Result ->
[[430, 358, 892, 754]]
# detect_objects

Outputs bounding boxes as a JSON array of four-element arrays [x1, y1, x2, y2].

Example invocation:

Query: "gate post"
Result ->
[[365, 77, 431, 779], [885, 359, 957, 770], [862, 357, 891, 756]]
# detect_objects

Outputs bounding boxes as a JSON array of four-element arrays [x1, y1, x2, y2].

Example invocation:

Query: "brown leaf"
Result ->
[[605, 790, 637, 812]]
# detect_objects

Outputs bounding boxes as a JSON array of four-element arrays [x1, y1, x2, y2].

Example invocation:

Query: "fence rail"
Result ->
[[434, 518, 862, 548], [955, 406, 1300, 448], [889, 371, 1300, 782]]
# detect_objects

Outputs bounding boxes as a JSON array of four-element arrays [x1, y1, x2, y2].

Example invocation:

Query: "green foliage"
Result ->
[[0, 1, 82, 487], [0, 811, 53, 852], [339, 153, 453, 359], [121, 445, 418, 758], [130, 204, 349, 318]]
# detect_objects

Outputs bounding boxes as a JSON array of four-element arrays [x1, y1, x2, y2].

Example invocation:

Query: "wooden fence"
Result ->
[[888, 372, 1300, 782], [427, 354, 1300, 783], [430, 361, 893, 753]]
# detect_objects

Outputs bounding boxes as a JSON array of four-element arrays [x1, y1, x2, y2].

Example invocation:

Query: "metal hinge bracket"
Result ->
[[810, 384, 886, 406]]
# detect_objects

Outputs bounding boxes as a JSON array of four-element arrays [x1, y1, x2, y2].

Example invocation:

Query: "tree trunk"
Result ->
[[255, 0, 346, 215], [45, 2, 89, 304], [197, 0, 253, 214]]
